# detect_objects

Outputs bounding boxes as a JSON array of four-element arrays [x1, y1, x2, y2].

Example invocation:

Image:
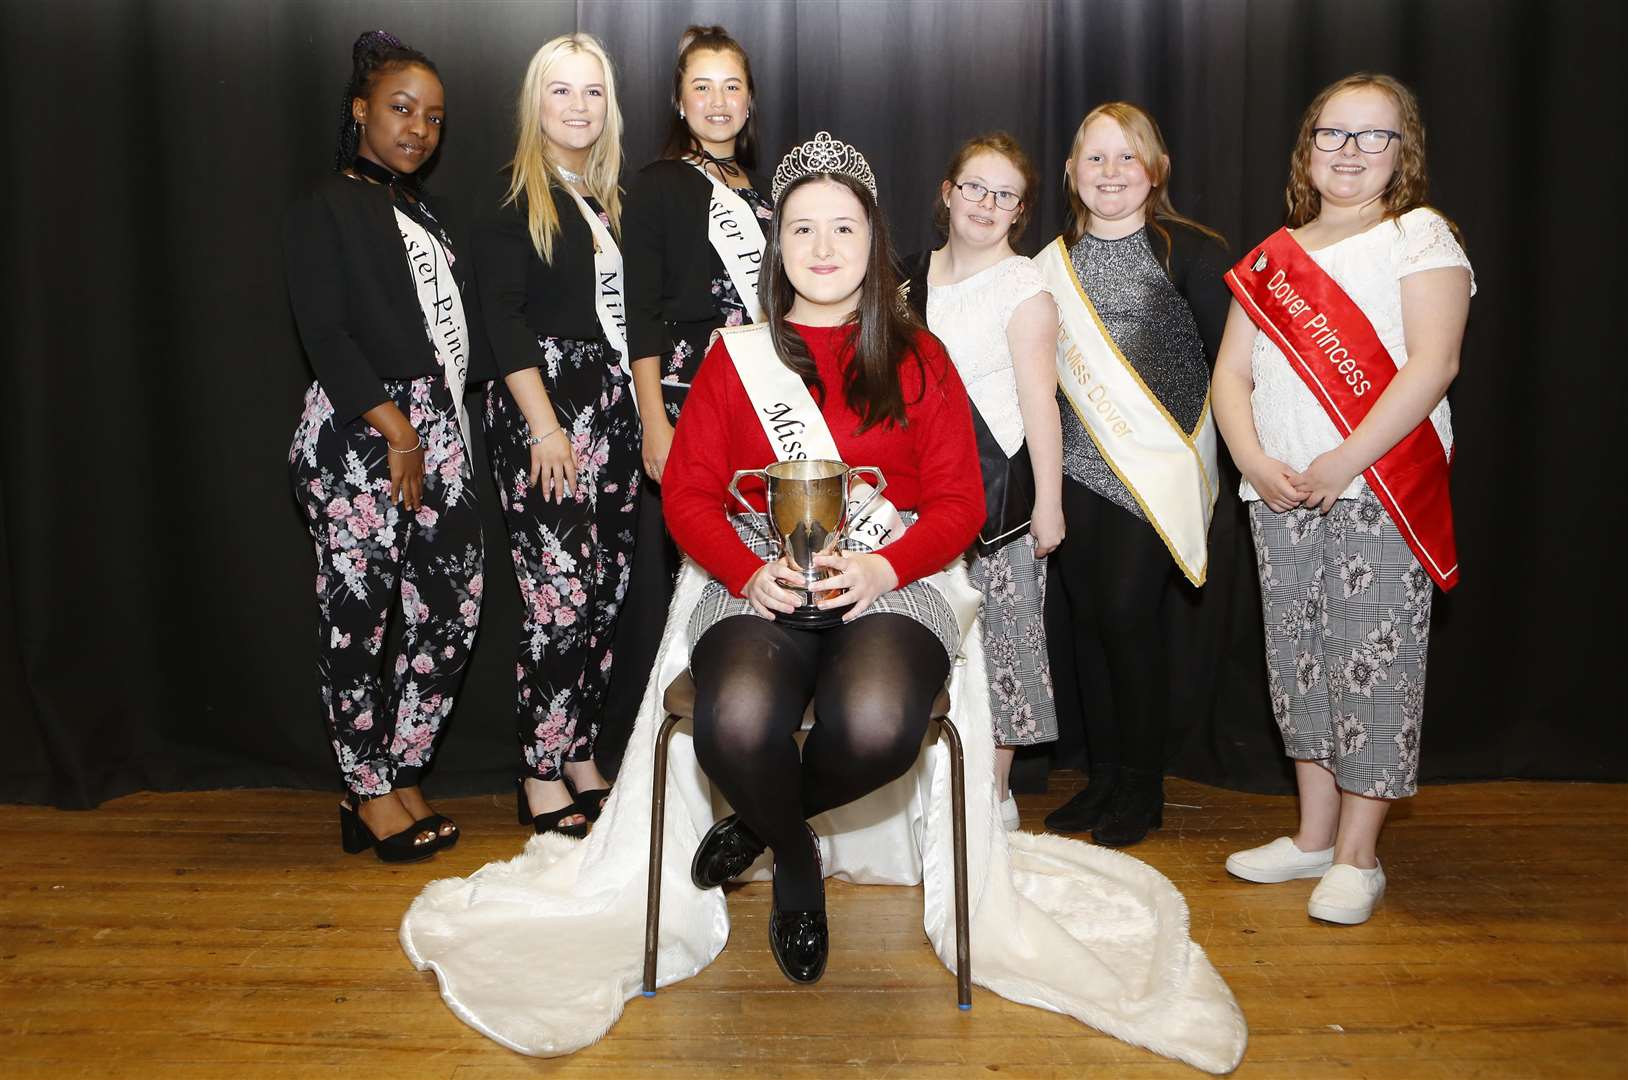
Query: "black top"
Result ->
[[622, 158, 773, 361], [283, 173, 490, 424], [475, 180, 615, 378]]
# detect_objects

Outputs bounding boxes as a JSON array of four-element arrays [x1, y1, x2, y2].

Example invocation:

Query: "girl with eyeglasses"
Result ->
[[1036, 103, 1230, 848], [901, 133, 1064, 832], [1213, 74, 1473, 925], [476, 34, 640, 839]]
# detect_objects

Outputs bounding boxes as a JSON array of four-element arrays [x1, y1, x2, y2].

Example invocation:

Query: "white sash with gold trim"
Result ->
[[693, 165, 766, 324], [1035, 237, 1218, 586], [561, 186, 635, 414], [717, 323, 982, 639]]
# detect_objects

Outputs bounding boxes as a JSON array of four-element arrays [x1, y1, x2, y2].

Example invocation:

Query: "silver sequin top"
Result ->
[[1059, 228, 1210, 520]]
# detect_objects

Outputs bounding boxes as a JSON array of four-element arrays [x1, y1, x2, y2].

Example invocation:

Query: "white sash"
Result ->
[[1035, 237, 1218, 586], [561, 185, 635, 413], [692, 164, 766, 324], [717, 322, 982, 639], [394, 207, 472, 454]]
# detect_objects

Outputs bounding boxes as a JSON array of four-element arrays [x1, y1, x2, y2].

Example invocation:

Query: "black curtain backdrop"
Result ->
[[3, 0, 1622, 808]]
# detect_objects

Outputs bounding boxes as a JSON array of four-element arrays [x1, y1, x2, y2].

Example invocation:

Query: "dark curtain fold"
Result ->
[[2, 0, 1621, 808]]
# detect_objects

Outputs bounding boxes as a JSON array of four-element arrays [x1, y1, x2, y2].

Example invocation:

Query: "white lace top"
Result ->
[[925, 255, 1050, 455], [1240, 207, 1475, 502]]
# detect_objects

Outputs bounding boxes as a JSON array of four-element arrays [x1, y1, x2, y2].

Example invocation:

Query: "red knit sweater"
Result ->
[[663, 322, 985, 597]]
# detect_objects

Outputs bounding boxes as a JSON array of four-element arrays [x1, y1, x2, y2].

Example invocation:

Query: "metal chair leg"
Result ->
[[642, 712, 683, 996], [935, 715, 973, 1010]]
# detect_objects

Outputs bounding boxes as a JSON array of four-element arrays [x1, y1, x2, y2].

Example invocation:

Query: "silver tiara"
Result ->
[[771, 131, 878, 202]]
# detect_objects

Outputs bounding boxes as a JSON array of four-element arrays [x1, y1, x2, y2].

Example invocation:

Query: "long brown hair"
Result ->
[[932, 131, 1039, 245], [659, 24, 760, 169], [1062, 101, 1224, 267], [1285, 72, 1461, 243], [761, 173, 925, 432]]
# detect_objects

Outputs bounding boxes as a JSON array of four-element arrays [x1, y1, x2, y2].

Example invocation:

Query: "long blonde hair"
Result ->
[[504, 33, 624, 264], [1285, 72, 1460, 244], [1062, 102, 1223, 266]]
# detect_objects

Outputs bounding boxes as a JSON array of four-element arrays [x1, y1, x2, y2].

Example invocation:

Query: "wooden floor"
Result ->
[[1, 778, 1623, 1079]]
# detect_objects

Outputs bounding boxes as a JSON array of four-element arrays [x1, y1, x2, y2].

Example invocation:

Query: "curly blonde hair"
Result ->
[[1285, 72, 1459, 243]]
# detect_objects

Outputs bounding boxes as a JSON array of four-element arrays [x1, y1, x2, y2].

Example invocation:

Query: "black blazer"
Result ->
[[283, 174, 490, 424], [622, 158, 772, 360], [476, 182, 612, 378]]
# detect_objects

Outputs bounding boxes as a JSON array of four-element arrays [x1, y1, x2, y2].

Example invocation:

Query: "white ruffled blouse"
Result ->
[[1240, 207, 1475, 502]]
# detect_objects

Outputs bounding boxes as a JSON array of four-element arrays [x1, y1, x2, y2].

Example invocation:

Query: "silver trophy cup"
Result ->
[[728, 459, 887, 628]]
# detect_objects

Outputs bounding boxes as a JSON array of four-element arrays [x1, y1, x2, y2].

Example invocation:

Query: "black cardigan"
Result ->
[[622, 158, 772, 361], [476, 182, 613, 378], [901, 220, 1232, 364], [283, 174, 490, 424]]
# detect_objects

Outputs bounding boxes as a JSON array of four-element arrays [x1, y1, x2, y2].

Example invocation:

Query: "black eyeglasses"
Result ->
[[951, 180, 1022, 212], [1312, 127, 1402, 154]]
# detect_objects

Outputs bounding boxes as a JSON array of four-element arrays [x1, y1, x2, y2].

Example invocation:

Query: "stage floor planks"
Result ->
[[1, 778, 1623, 1079]]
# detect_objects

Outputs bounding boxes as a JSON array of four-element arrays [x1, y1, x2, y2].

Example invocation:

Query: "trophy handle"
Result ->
[[728, 469, 772, 517], [845, 466, 888, 525]]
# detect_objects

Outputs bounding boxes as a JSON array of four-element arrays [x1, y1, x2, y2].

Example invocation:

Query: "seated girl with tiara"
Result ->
[[400, 133, 1248, 1078]]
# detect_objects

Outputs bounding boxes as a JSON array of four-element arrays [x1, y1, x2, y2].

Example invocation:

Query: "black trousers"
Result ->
[[1052, 479, 1179, 774], [689, 612, 949, 910]]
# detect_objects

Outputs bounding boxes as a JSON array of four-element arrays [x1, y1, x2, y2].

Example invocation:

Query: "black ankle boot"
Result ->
[[1091, 767, 1164, 848], [1044, 764, 1120, 833]]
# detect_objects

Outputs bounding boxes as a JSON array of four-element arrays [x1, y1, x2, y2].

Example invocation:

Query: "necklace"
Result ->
[[350, 154, 416, 188], [555, 164, 584, 184]]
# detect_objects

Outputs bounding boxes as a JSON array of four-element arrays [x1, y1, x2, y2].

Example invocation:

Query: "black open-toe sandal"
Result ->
[[414, 813, 460, 850], [514, 779, 589, 838], [566, 783, 612, 823], [339, 797, 439, 863]]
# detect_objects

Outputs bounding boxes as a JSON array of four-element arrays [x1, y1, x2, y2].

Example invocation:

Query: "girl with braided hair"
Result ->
[[286, 30, 489, 862]]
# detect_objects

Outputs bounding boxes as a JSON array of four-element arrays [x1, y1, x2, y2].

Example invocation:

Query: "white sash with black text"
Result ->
[[693, 165, 766, 324], [561, 186, 635, 414], [394, 207, 472, 455], [717, 322, 982, 640]]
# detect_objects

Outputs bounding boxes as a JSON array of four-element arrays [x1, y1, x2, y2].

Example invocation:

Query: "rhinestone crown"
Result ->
[[771, 131, 878, 202]]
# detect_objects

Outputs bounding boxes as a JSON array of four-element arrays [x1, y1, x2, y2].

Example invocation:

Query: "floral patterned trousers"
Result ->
[[486, 337, 641, 782], [1248, 490, 1434, 799], [289, 376, 485, 800]]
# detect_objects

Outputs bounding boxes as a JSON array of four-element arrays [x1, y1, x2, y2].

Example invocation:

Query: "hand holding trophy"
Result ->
[[729, 459, 886, 629]]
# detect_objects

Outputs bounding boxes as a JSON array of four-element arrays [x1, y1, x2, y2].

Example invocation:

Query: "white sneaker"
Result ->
[[1225, 836, 1334, 883], [998, 794, 1020, 832], [1307, 863, 1386, 925]]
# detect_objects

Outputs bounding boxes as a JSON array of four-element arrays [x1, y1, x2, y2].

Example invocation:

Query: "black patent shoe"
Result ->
[[515, 779, 589, 838], [769, 906, 829, 984], [339, 797, 439, 863], [1091, 767, 1164, 848], [690, 814, 767, 890], [1044, 765, 1120, 833]]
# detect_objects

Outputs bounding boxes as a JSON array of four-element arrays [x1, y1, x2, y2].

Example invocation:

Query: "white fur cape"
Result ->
[[401, 561, 1247, 1074]]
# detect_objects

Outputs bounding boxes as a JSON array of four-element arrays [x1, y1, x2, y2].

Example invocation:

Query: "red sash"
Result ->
[[1225, 228, 1458, 591]]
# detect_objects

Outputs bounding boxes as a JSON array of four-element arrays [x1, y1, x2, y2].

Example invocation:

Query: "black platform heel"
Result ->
[[414, 814, 460, 849], [515, 779, 589, 838], [339, 797, 439, 863]]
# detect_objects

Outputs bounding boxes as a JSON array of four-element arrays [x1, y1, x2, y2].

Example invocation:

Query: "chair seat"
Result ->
[[662, 671, 951, 727]]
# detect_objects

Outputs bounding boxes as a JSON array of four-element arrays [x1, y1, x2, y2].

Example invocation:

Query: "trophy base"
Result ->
[[773, 604, 845, 631]]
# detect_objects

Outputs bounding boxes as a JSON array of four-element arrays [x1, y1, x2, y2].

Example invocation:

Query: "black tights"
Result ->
[[1053, 479, 1178, 774], [690, 612, 950, 910]]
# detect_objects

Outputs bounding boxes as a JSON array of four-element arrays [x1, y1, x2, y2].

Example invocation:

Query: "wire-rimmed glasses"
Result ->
[[951, 180, 1022, 211]]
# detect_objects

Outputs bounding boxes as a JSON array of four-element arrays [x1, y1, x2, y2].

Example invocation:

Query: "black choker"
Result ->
[[350, 155, 417, 188], [695, 148, 742, 180]]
